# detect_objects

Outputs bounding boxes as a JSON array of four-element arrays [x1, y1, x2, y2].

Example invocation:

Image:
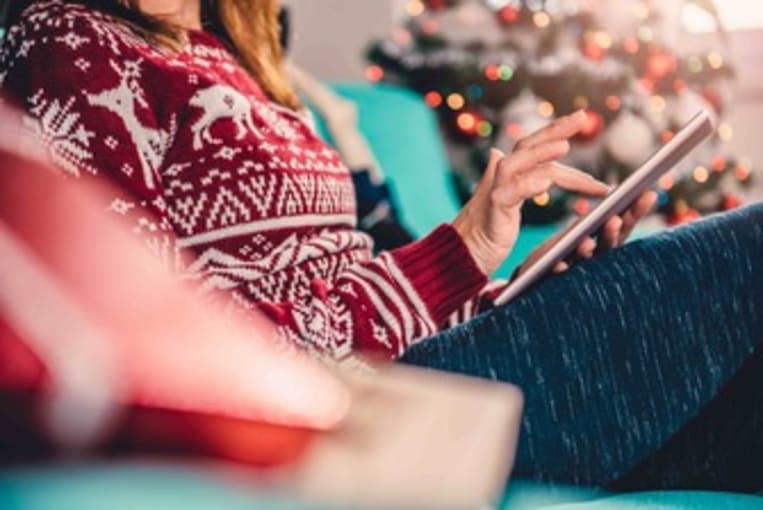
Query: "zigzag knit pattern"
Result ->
[[0, 1, 490, 362]]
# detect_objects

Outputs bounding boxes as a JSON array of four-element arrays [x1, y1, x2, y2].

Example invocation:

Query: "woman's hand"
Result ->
[[453, 110, 611, 275]]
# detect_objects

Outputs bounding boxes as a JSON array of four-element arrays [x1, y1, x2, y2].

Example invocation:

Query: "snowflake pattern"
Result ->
[[74, 57, 91, 72], [109, 198, 135, 215], [214, 146, 241, 161], [56, 31, 90, 50], [24, 89, 96, 177], [104, 135, 119, 149]]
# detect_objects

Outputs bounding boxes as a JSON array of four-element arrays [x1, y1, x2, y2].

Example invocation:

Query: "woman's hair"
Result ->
[[69, 0, 301, 110]]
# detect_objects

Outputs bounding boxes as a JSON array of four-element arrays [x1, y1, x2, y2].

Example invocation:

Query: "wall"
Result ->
[[282, 0, 399, 81], [723, 29, 763, 172]]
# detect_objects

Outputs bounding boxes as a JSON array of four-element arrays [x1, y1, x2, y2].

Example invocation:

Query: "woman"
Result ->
[[1, 0, 762, 490]]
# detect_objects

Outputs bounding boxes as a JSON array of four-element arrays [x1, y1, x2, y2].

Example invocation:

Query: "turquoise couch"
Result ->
[[2, 462, 762, 510], [0, 84, 759, 510]]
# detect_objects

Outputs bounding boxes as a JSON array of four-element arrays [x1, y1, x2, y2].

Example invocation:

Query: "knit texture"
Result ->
[[0, 1, 489, 363]]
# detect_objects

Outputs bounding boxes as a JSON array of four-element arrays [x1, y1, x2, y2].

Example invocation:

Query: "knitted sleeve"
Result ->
[[1, 2, 488, 363]]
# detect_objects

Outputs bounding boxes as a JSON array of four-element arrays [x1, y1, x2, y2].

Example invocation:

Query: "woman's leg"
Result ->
[[401, 203, 763, 489]]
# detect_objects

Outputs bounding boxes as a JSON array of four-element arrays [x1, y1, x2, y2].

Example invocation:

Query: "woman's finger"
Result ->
[[493, 161, 610, 209], [619, 191, 658, 243], [599, 215, 623, 252], [483, 148, 505, 183], [577, 236, 597, 259], [547, 163, 611, 197], [515, 110, 588, 150], [553, 261, 570, 273], [500, 140, 571, 176]]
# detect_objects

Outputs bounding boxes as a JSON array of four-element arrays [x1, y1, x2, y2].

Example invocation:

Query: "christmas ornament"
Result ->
[[502, 90, 552, 143], [669, 90, 717, 128], [604, 110, 656, 167], [428, 0, 505, 48]]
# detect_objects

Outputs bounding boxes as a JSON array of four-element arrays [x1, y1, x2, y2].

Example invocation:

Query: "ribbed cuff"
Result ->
[[390, 224, 487, 325]]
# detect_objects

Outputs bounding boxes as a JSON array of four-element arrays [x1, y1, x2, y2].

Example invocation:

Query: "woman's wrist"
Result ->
[[452, 213, 499, 277]]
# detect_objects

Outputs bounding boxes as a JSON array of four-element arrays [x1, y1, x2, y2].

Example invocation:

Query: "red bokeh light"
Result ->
[[424, 91, 443, 107], [365, 65, 385, 82]]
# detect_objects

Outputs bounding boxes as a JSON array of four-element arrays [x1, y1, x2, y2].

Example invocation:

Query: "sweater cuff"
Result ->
[[390, 224, 487, 325]]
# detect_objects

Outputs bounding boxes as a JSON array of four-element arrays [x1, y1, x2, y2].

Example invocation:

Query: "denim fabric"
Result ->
[[401, 203, 763, 490]]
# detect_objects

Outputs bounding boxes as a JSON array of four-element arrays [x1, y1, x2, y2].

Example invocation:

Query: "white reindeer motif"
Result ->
[[189, 84, 261, 151], [87, 59, 172, 190]]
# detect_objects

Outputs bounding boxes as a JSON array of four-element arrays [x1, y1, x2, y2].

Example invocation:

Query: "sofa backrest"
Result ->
[[313, 83, 461, 238]]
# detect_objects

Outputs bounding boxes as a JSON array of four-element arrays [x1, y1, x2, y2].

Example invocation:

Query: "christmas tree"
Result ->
[[366, 0, 755, 225]]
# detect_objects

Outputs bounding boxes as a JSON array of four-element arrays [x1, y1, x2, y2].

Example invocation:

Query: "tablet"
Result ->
[[494, 110, 715, 307]]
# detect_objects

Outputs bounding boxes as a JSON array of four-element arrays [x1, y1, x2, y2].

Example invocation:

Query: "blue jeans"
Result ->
[[401, 203, 763, 491]]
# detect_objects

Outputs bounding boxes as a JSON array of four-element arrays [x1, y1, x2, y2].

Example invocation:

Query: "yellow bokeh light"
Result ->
[[447, 93, 465, 110], [650, 95, 666, 112], [693, 165, 710, 183], [718, 122, 733, 141], [593, 31, 613, 49], [533, 192, 551, 206], [537, 101, 555, 117], [707, 52, 724, 69], [533, 11, 551, 28], [457, 112, 476, 131], [405, 0, 425, 17]]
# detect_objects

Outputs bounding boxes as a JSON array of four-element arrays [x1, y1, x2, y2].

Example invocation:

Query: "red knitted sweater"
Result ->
[[1, 1, 493, 363]]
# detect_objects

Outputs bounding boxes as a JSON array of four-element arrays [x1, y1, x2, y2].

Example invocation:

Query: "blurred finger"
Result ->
[[553, 261, 570, 273], [484, 148, 505, 182], [620, 191, 658, 243], [500, 140, 570, 176], [548, 163, 611, 197], [577, 236, 597, 259], [516, 110, 588, 150], [494, 161, 610, 208], [599, 215, 623, 252]]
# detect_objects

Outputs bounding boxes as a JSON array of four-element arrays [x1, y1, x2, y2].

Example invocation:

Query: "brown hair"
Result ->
[[74, 0, 301, 110]]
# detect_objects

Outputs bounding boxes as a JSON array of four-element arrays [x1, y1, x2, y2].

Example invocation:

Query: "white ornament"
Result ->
[[427, 0, 505, 48], [502, 89, 549, 139], [605, 111, 656, 167], [669, 90, 717, 127]]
